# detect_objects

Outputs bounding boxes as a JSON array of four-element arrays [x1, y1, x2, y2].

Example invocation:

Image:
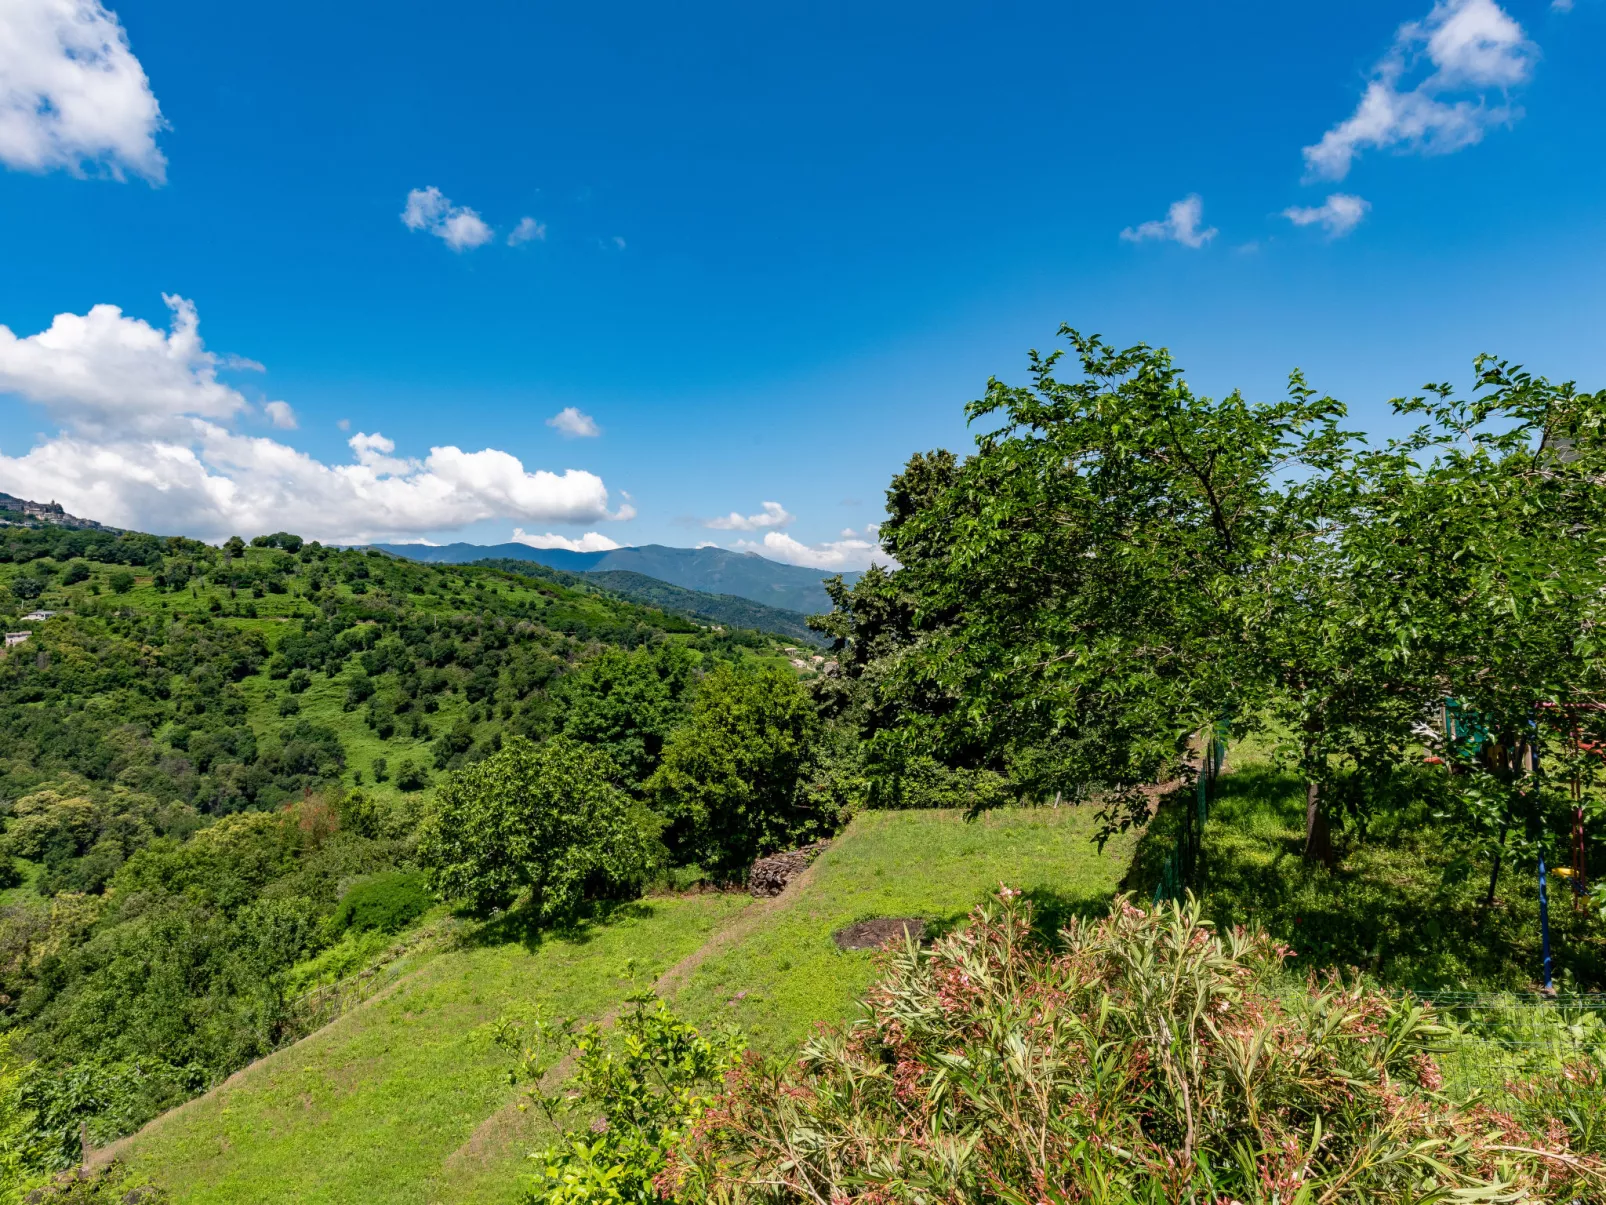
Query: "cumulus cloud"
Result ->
[[0, 294, 264, 433], [733, 528, 886, 571], [1303, 0, 1535, 181], [263, 400, 297, 429], [706, 501, 794, 532], [1120, 194, 1217, 249], [546, 406, 600, 438], [401, 186, 494, 251], [0, 297, 629, 543], [1282, 193, 1372, 237], [508, 216, 546, 246], [0, 0, 165, 182], [511, 529, 621, 552]]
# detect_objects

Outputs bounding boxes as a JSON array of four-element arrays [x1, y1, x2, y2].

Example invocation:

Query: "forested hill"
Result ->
[[374, 541, 864, 615], [0, 519, 817, 1167], [472, 557, 825, 646]]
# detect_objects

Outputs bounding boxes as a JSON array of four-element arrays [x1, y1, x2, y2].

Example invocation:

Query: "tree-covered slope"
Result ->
[[375, 541, 864, 616], [0, 520, 816, 1174], [471, 557, 826, 645]]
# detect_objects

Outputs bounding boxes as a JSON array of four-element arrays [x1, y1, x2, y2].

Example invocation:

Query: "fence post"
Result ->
[[1539, 855, 1554, 993]]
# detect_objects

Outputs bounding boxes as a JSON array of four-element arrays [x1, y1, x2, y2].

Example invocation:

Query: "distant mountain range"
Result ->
[[372, 542, 862, 616], [474, 559, 827, 645]]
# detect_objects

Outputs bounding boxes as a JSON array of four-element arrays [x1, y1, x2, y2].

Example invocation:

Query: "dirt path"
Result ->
[[438, 854, 830, 1177]]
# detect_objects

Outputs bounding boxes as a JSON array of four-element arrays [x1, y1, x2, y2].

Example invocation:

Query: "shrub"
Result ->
[[60, 560, 90, 586], [394, 759, 428, 792], [670, 893, 1606, 1203], [332, 871, 432, 935], [344, 674, 375, 710], [11, 577, 43, 601], [287, 668, 312, 694], [494, 993, 742, 1205], [14, 1161, 168, 1202], [108, 570, 136, 594]]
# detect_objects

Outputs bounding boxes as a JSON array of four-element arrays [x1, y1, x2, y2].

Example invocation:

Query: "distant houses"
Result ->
[[4, 632, 29, 648], [21, 610, 57, 622]]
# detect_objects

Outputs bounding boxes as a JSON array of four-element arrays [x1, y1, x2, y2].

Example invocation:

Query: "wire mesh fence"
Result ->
[[1409, 990, 1606, 1106], [1153, 718, 1229, 906]]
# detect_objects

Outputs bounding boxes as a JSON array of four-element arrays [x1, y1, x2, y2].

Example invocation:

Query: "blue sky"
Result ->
[[0, 0, 1602, 567]]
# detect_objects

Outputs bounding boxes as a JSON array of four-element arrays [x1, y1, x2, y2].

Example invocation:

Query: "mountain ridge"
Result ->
[[373, 541, 863, 616]]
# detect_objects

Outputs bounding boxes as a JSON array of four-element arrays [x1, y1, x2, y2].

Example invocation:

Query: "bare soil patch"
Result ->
[[832, 917, 925, 951]]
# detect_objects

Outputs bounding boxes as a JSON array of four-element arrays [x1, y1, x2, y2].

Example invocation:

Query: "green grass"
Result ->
[[0, 857, 43, 909], [100, 808, 1133, 1203], [669, 805, 1140, 1052], [116, 893, 750, 1205], [1127, 744, 1606, 992]]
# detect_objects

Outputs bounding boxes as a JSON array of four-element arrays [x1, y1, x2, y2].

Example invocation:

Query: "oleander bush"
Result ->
[[669, 893, 1606, 1204]]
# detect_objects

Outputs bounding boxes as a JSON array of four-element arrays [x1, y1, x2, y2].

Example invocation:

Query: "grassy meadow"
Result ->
[[105, 805, 1132, 1202], [113, 893, 749, 1205], [666, 804, 1139, 1050]]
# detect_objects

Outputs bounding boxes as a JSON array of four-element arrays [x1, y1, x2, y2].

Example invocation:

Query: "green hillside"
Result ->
[[101, 804, 1132, 1204], [376, 543, 861, 616], [473, 558, 825, 646], [0, 521, 823, 1186]]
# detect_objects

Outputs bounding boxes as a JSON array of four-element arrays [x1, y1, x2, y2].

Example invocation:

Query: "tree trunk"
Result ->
[[1304, 780, 1334, 868], [1483, 825, 1509, 910]]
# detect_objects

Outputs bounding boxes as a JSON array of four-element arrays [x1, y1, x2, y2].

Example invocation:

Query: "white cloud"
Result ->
[[508, 216, 546, 246], [706, 500, 794, 532], [0, 294, 270, 433], [546, 406, 600, 438], [511, 529, 621, 552], [0, 296, 630, 543], [1120, 194, 1217, 249], [733, 529, 885, 572], [1282, 193, 1372, 237], [1552, 0, 1573, 10], [263, 400, 297, 429], [1303, 0, 1535, 181], [0, 0, 165, 182], [612, 236, 626, 250], [401, 186, 494, 251]]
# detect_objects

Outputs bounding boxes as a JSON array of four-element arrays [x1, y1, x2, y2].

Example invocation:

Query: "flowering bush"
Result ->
[[669, 892, 1604, 1203]]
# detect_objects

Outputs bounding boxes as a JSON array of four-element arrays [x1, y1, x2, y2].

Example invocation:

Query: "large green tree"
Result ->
[[1335, 360, 1606, 888], [420, 736, 652, 918], [558, 644, 695, 785], [819, 329, 1348, 828], [648, 664, 826, 877]]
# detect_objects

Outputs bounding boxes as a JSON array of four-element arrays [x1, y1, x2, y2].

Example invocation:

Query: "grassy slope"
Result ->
[[110, 807, 1131, 1203], [118, 893, 748, 1205], [669, 805, 1140, 1053]]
